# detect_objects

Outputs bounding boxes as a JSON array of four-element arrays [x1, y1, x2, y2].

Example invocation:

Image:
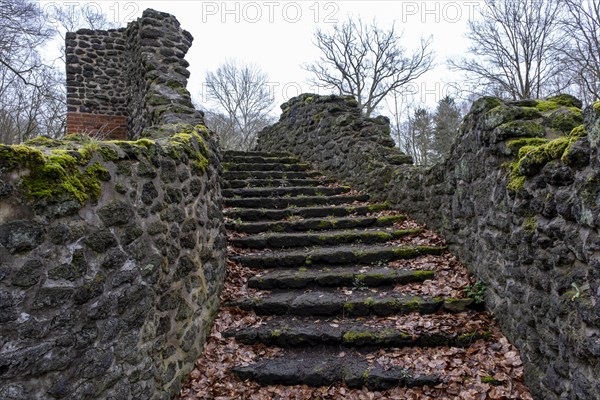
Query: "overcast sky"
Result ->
[[40, 0, 484, 115]]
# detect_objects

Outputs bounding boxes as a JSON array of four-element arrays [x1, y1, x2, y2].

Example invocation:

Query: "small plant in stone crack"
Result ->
[[352, 275, 368, 291], [464, 281, 486, 304], [570, 282, 581, 301]]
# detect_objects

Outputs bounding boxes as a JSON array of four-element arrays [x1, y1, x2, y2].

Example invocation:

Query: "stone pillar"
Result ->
[[65, 9, 202, 140]]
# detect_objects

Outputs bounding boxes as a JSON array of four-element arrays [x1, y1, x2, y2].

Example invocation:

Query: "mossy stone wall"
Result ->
[[257, 93, 600, 400], [0, 125, 226, 399]]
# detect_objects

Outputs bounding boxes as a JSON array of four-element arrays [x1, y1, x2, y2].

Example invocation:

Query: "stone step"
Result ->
[[223, 150, 293, 158], [222, 162, 311, 172], [226, 318, 490, 348], [232, 348, 440, 390], [224, 203, 389, 222], [223, 170, 321, 180], [228, 290, 458, 317], [223, 178, 336, 189], [222, 186, 351, 199], [230, 244, 446, 269], [248, 266, 434, 289], [223, 194, 369, 209], [231, 227, 424, 249], [222, 155, 300, 164]]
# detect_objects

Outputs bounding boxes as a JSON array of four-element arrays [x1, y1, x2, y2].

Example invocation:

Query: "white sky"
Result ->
[[38, 0, 485, 115]]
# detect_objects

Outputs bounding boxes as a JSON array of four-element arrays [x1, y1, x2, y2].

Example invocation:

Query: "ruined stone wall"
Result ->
[[0, 124, 225, 397], [257, 93, 600, 400], [65, 9, 201, 140]]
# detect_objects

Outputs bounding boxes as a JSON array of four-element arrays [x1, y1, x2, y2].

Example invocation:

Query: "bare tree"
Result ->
[[45, 3, 120, 33], [0, 1, 121, 144], [203, 110, 239, 150], [204, 60, 275, 150], [304, 17, 434, 117], [449, 0, 566, 100], [559, 0, 600, 103], [0, 0, 53, 88]]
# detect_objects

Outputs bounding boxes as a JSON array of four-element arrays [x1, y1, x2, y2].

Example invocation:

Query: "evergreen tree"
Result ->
[[431, 96, 462, 163]]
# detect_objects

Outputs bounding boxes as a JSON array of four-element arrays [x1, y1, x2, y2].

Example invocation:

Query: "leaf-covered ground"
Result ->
[[178, 211, 533, 400]]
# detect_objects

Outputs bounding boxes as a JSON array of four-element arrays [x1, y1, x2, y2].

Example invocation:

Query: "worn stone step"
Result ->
[[222, 186, 351, 199], [248, 266, 434, 289], [223, 150, 293, 158], [224, 203, 389, 222], [228, 290, 453, 317], [223, 170, 322, 180], [223, 178, 336, 189], [222, 162, 311, 172], [232, 348, 440, 390], [232, 228, 424, 249], [222, 155, 300, 164], [226, 318, 490, 348], [223, 194, 369, 209], [231, 244, 446, 269]]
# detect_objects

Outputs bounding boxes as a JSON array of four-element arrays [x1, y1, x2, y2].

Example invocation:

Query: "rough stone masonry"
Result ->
[[65, 9, 202, 140], [257, 93, 600, 400], [1, 9, 226, 400]]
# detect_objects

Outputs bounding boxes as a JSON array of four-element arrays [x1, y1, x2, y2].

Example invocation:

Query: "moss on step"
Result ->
[[412, 270, 435, 280], [366, 203, 389, 212], [376, 215, 404, 224]]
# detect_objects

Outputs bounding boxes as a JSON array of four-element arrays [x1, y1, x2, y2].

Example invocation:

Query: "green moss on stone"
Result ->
[[412, 270, 435, 280], [271, 329, 282, 337], [507, 127, 586, 192], [524, 216, 537, 233], [317, 220, 333, 229], [547, 109, 583, 134], [376, 215, 403, 224], [506, 138, 549, 154], [25, 136, 64, 147], [343, 331, 375, 342], [496, 120, 545, 139], [164, 126, 209, 174], [0, 144, 46, 170], [19, 148, 109, 204], [97, 143, 120, 162], [405, 297, 422, 310]]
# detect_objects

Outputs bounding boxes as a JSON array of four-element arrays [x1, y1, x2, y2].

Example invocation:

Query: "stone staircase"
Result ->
[[200, 150, 530, 397]]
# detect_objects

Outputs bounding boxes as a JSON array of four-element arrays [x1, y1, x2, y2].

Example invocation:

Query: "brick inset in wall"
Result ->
[[66, 112, 127, 140]]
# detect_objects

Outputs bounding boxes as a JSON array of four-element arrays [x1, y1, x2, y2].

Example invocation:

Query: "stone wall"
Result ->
[[257, 93, 600, 400], [66, 9, 201, 140], [0, 127, 226, 397]]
